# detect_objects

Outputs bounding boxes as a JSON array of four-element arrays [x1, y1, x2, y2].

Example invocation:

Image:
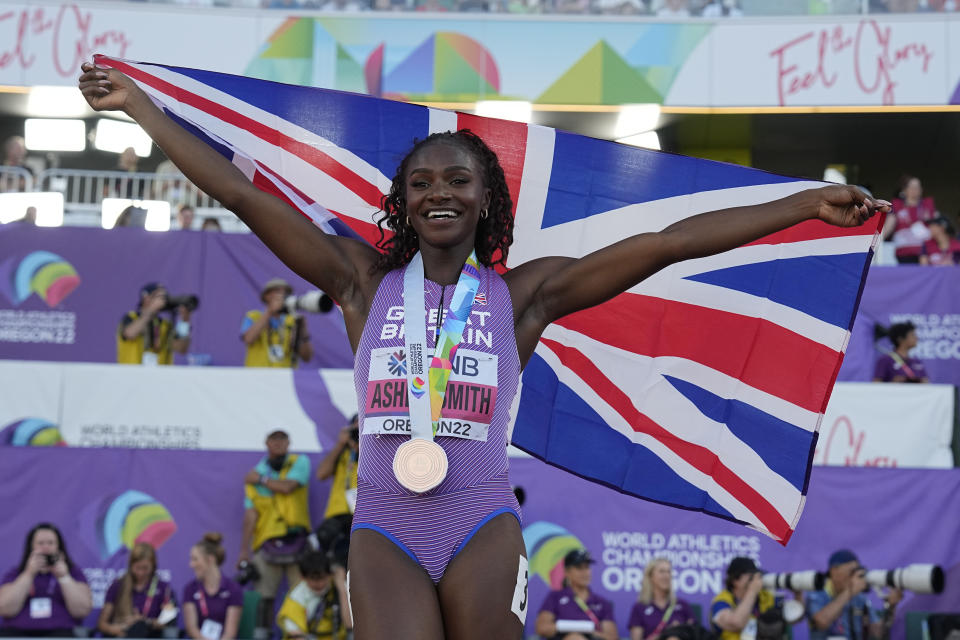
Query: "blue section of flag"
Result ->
[[663, 375, 812, 492], [154, 63, 429, 180], [684, 253, 867, 328], [514, 354, 736, 521], [542, 131, 803, 229]]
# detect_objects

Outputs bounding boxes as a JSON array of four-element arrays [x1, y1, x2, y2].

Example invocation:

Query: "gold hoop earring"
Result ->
[[480, 209, 488, 220]]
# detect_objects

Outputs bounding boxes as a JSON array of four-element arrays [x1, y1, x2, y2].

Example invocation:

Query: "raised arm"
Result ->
[[78, 63, 381, 326], [507, 186, 890, 365]]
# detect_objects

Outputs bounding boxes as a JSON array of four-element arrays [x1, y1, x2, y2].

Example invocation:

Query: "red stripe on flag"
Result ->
[[540, 337, 793, 543], [555, 293, 837, 413], [455, 113, 528, 271], [98, 56, 384, 210], [745, 212, 882, 247]]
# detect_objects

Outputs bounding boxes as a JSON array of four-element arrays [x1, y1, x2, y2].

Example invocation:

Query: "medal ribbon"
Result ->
[[402, 251, 481, 439]]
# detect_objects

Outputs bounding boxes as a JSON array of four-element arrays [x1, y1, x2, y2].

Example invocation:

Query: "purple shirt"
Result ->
[[538, 587, 615, 631], [873, 353, 927, 382], [0, 566, 87, 631], [104, 576, 174, 619], [628, 599, 695, 635], [182, 577, 244, 627]]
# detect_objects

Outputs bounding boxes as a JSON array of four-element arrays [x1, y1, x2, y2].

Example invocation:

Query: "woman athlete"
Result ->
[[80, 61, 889, 640]]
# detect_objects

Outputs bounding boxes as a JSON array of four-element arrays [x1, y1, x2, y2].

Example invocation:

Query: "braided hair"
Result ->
[[372, 130, 514, 273]]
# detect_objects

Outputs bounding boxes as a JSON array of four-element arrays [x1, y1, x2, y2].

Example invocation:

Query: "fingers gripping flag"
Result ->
[[95, 56, 881, 543]]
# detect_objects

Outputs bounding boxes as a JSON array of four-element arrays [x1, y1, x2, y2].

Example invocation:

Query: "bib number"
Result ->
[[511, 556, 529, 624]]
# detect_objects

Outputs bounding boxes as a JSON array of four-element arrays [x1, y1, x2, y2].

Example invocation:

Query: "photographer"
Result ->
[[0, 523, 92, 637], [711, 557, 775, 640], [314, 416, 359, 572], [806, 550, 902, 640], [241, 279, 313, 368], [276, 552, 351, 640], [118, 283, 192, 365]]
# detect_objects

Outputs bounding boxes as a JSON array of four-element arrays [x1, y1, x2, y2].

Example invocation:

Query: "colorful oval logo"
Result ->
[[0, 251, 81, 307], [99, 490, 178, 561], [523, 521, 586, 590], [1, 418, 66, 447]]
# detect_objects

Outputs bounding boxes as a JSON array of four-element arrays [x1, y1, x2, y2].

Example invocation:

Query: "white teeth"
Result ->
[[426, 210, 459, 219]]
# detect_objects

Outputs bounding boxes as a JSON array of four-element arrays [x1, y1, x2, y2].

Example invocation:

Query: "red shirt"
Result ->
[[891, 197, 937, 257], [921, 238, 960, 265]]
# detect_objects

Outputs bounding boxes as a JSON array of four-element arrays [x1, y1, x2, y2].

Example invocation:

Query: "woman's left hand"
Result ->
[[815, 185, 891, 228], [51, 556, 69, 579]]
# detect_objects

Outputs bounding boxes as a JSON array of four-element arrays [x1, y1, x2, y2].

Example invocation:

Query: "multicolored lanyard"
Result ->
[[141, 575, 159, 616], [889, 352, 919, 379], [573, 594, 601, 629], [402, 250, 481, 439]]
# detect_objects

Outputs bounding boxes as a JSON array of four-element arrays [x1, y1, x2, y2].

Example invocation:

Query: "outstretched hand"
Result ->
[[815, 185, 891, 228], [78, 61, 145, 113]]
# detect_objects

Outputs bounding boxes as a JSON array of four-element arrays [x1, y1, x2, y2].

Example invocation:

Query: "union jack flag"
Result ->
[[96, 56, 880, 543]]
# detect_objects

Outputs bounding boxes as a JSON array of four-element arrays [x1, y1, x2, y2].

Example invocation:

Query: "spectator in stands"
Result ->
[[656, 0, 690, 16], [0, 523, 92, 637], [629, 557, 696, 640], [276, 551, 351, 640], [919, 216, 960, 265], [873, 321, 928, 383], [535, 549, 618, 640], [183, 533, 243, 640], [201, 217, 222, 232], [314, 416, 359, 572], [114, 147, 146, 199], [241, 279, 313, 368], [700, 0, 742, 16], [806, 549, 901, 640], [710, 557, 774, 640], [1, 135, 32, 192], [239, 430, 312, 631], [118, 283, 192, 365], [176, 205, 196, 230], [884, 176, 938, 263], [98, 542, 177, 638]]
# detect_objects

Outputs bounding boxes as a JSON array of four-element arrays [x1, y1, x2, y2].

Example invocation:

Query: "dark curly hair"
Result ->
[[372, 130, 514, 273]]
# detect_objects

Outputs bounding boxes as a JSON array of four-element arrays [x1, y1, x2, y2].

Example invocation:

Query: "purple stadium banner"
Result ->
[[839, 266, 960, 386], [0, 225, 353, 368], [0, 446, 957, 639]]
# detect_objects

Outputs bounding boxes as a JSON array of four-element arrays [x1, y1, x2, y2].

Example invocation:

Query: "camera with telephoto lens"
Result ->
[[283, 290, 334, 314], [762, 570, 826, 592], [864, 564, 944, 594], [162, 294, 200, 313]]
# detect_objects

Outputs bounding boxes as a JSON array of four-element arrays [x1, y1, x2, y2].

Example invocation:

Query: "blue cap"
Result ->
[[828, 549, 859, 568]]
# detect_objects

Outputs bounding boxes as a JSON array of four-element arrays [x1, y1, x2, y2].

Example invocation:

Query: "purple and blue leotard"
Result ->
[[351, 265, 522, 583]]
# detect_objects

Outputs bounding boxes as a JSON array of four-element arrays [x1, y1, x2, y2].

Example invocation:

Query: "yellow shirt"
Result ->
[[117, 311, 174, 365], [244, 454, 312, 551], [277, 581, 345, 640], [711, 589, 776, 640], [323, 449, 358, 520], [242, 310, 298, 368]]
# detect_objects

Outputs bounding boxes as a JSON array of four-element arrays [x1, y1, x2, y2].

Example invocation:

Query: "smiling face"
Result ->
[[565, 563, 592, 590], [651, 560, 672, 594], [404, 141, 490, 255], [189, 546, 215, 580]]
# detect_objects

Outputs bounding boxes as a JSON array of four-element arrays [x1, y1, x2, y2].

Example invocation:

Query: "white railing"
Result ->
[[36, 168, 221, 212], [0, 166, 34, 194]]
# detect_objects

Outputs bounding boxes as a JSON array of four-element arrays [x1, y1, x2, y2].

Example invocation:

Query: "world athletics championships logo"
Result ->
[[0, 251, 81, 307], [0, 418, 67, 447], [523, 521, 587, 590], [81, 490, 178, 561]]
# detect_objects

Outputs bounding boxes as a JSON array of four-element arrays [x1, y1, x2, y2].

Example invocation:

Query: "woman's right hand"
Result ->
[[25, 552, 47, 577], [78, 62, 145, 114]]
